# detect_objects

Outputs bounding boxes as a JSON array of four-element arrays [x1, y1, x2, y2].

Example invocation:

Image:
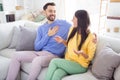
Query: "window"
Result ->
[[99, 0, 108, 33]]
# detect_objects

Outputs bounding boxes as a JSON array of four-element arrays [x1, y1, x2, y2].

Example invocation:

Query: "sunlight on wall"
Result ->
[[1, 0, 101, 33], [64, 0, 100, 33]]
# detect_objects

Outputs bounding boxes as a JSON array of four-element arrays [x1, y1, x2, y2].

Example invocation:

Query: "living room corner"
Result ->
[[0, 0, 120, 80]]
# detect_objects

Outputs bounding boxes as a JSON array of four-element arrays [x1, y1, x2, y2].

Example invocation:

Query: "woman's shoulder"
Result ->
[[70, 26, 74, 30], [88, 32, 97, 39], [69, 26, 74, 32]]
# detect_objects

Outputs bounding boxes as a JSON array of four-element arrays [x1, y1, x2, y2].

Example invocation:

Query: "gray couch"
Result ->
[[0, 20, 120, 80]]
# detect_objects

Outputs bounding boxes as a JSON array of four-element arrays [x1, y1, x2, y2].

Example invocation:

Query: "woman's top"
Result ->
[[65, 27, 97, 68]]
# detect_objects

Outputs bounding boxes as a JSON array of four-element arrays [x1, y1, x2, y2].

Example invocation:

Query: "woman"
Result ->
[[45, 10, 97, 80]]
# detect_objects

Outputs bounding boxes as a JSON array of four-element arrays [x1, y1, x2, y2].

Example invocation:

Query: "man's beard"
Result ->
[[47, 15, 55, 21]]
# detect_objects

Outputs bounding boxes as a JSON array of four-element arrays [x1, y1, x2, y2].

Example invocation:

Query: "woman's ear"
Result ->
[[86, 27, 90, 33]]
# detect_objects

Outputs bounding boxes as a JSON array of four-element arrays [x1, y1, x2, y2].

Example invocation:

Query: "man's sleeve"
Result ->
[[34, 27, 50, 51]]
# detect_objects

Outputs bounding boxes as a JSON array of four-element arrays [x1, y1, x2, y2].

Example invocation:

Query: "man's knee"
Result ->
[[12, 52, 25, 61], [32, 57, 48, 66]]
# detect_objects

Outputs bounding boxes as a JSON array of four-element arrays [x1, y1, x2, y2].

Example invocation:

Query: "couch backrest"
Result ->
[[0, 24, 13, 50], [92, 34, 120, 65], [96, 35, 120, 54], [0, 21, 27, 50], [0, 20, 42, 50], [0, 23, 14, 50]]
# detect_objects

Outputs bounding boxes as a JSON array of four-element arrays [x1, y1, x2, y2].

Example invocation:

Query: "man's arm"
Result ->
[[34, 26, 59, 51], [34, 28, 50, 51]]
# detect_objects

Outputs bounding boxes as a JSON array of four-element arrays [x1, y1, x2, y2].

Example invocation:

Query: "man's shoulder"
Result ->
[[56, 19, 68, 23], [56, 19, 71, 26], [38, 23, 47, 29]]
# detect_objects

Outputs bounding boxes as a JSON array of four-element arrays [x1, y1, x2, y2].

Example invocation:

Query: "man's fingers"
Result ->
[[53, 26, 59, 31]]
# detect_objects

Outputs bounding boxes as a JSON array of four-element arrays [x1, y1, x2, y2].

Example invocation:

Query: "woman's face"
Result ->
[[72, 16, 77, 27]]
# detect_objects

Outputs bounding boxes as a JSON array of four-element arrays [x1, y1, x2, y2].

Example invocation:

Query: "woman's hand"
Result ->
[[73, 49, 83, 54], [48, 26, 59, 36], [54, 36, 64, 43], [73, 49, 88, 59], [54, 36, 67, 46], [93, 33, 97, 43]]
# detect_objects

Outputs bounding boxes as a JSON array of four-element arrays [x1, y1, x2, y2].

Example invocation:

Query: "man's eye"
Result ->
[[49, 10, 52, 13], [49, 10, 55, 13]]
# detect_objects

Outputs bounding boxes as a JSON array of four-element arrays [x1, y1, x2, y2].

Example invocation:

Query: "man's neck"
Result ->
[[47, 20, 54, 24]]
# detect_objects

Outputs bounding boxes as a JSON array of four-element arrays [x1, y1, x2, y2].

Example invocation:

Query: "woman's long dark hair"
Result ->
[[67, 10, 90, 50]]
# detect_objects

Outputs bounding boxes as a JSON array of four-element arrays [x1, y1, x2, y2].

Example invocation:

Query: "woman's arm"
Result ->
[[73, 50, 88, 59], [54, 36, 67, 47], [73, 33, 97, 59]]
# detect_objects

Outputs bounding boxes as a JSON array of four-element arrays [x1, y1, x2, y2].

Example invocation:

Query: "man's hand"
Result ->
[[54, 36, 64, 43], [48, 26, 59, 36]]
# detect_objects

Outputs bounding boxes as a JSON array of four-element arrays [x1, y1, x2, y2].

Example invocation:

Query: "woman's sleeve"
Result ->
[[86, 34, 97, 61]]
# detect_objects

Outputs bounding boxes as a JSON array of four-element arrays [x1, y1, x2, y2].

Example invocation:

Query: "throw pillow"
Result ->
[[8, 26, 20, 48], [16, 26, 36, 51], [92, 46, 120, 80], [34, 14, 46, 22], [114, 64, 120, 80]]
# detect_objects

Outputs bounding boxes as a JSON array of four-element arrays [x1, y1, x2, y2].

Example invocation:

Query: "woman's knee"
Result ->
[[50, 58, 59, 63], [50, 58, 62, 65]]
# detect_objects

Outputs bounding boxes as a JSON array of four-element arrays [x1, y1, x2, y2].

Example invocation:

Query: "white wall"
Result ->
[[0, 0, 2, 3], [2, 0, 16, 11], [33, 0, 64, 19], [107, 3, 120, 16], [33, 0, 54, 11], [69, 0, 100, 33], [105, 2, 120, 38]]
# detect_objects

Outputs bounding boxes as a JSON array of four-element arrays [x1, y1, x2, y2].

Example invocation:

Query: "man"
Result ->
[[6, 2, 71, 80]]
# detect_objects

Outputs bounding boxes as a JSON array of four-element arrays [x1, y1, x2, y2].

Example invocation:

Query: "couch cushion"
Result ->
[[0, 48, 16, 58], [92, 46, 120, 80], [37, 68, 48, 80], [21, 67, 48, 80], [92, 35, 120, 64], [16, 26, 37, 51], [0, 21, 27, 50], [0, 23, 14, 50], [21, 63, 31, 74], [21, 63, 48, 80], [114, 64, 120, 80], [8, 26, 20, 49], [62, 70, 97, 80], [0, 56, 11, 80], [8, 21, 41, 50], [21, 66, 97, 80]]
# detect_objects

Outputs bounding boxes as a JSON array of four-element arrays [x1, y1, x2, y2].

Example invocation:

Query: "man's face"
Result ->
[[44, 5, 56, 21]]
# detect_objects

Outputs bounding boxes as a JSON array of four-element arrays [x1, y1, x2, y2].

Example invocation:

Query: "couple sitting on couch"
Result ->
[[6, 2, 97, 80]]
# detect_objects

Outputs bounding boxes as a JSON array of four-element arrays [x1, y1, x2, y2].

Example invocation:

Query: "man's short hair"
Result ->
[[43, 2, 55, 10]]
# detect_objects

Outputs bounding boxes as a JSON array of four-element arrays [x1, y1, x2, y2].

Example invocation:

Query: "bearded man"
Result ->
[[6, 2, 71, 80]]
